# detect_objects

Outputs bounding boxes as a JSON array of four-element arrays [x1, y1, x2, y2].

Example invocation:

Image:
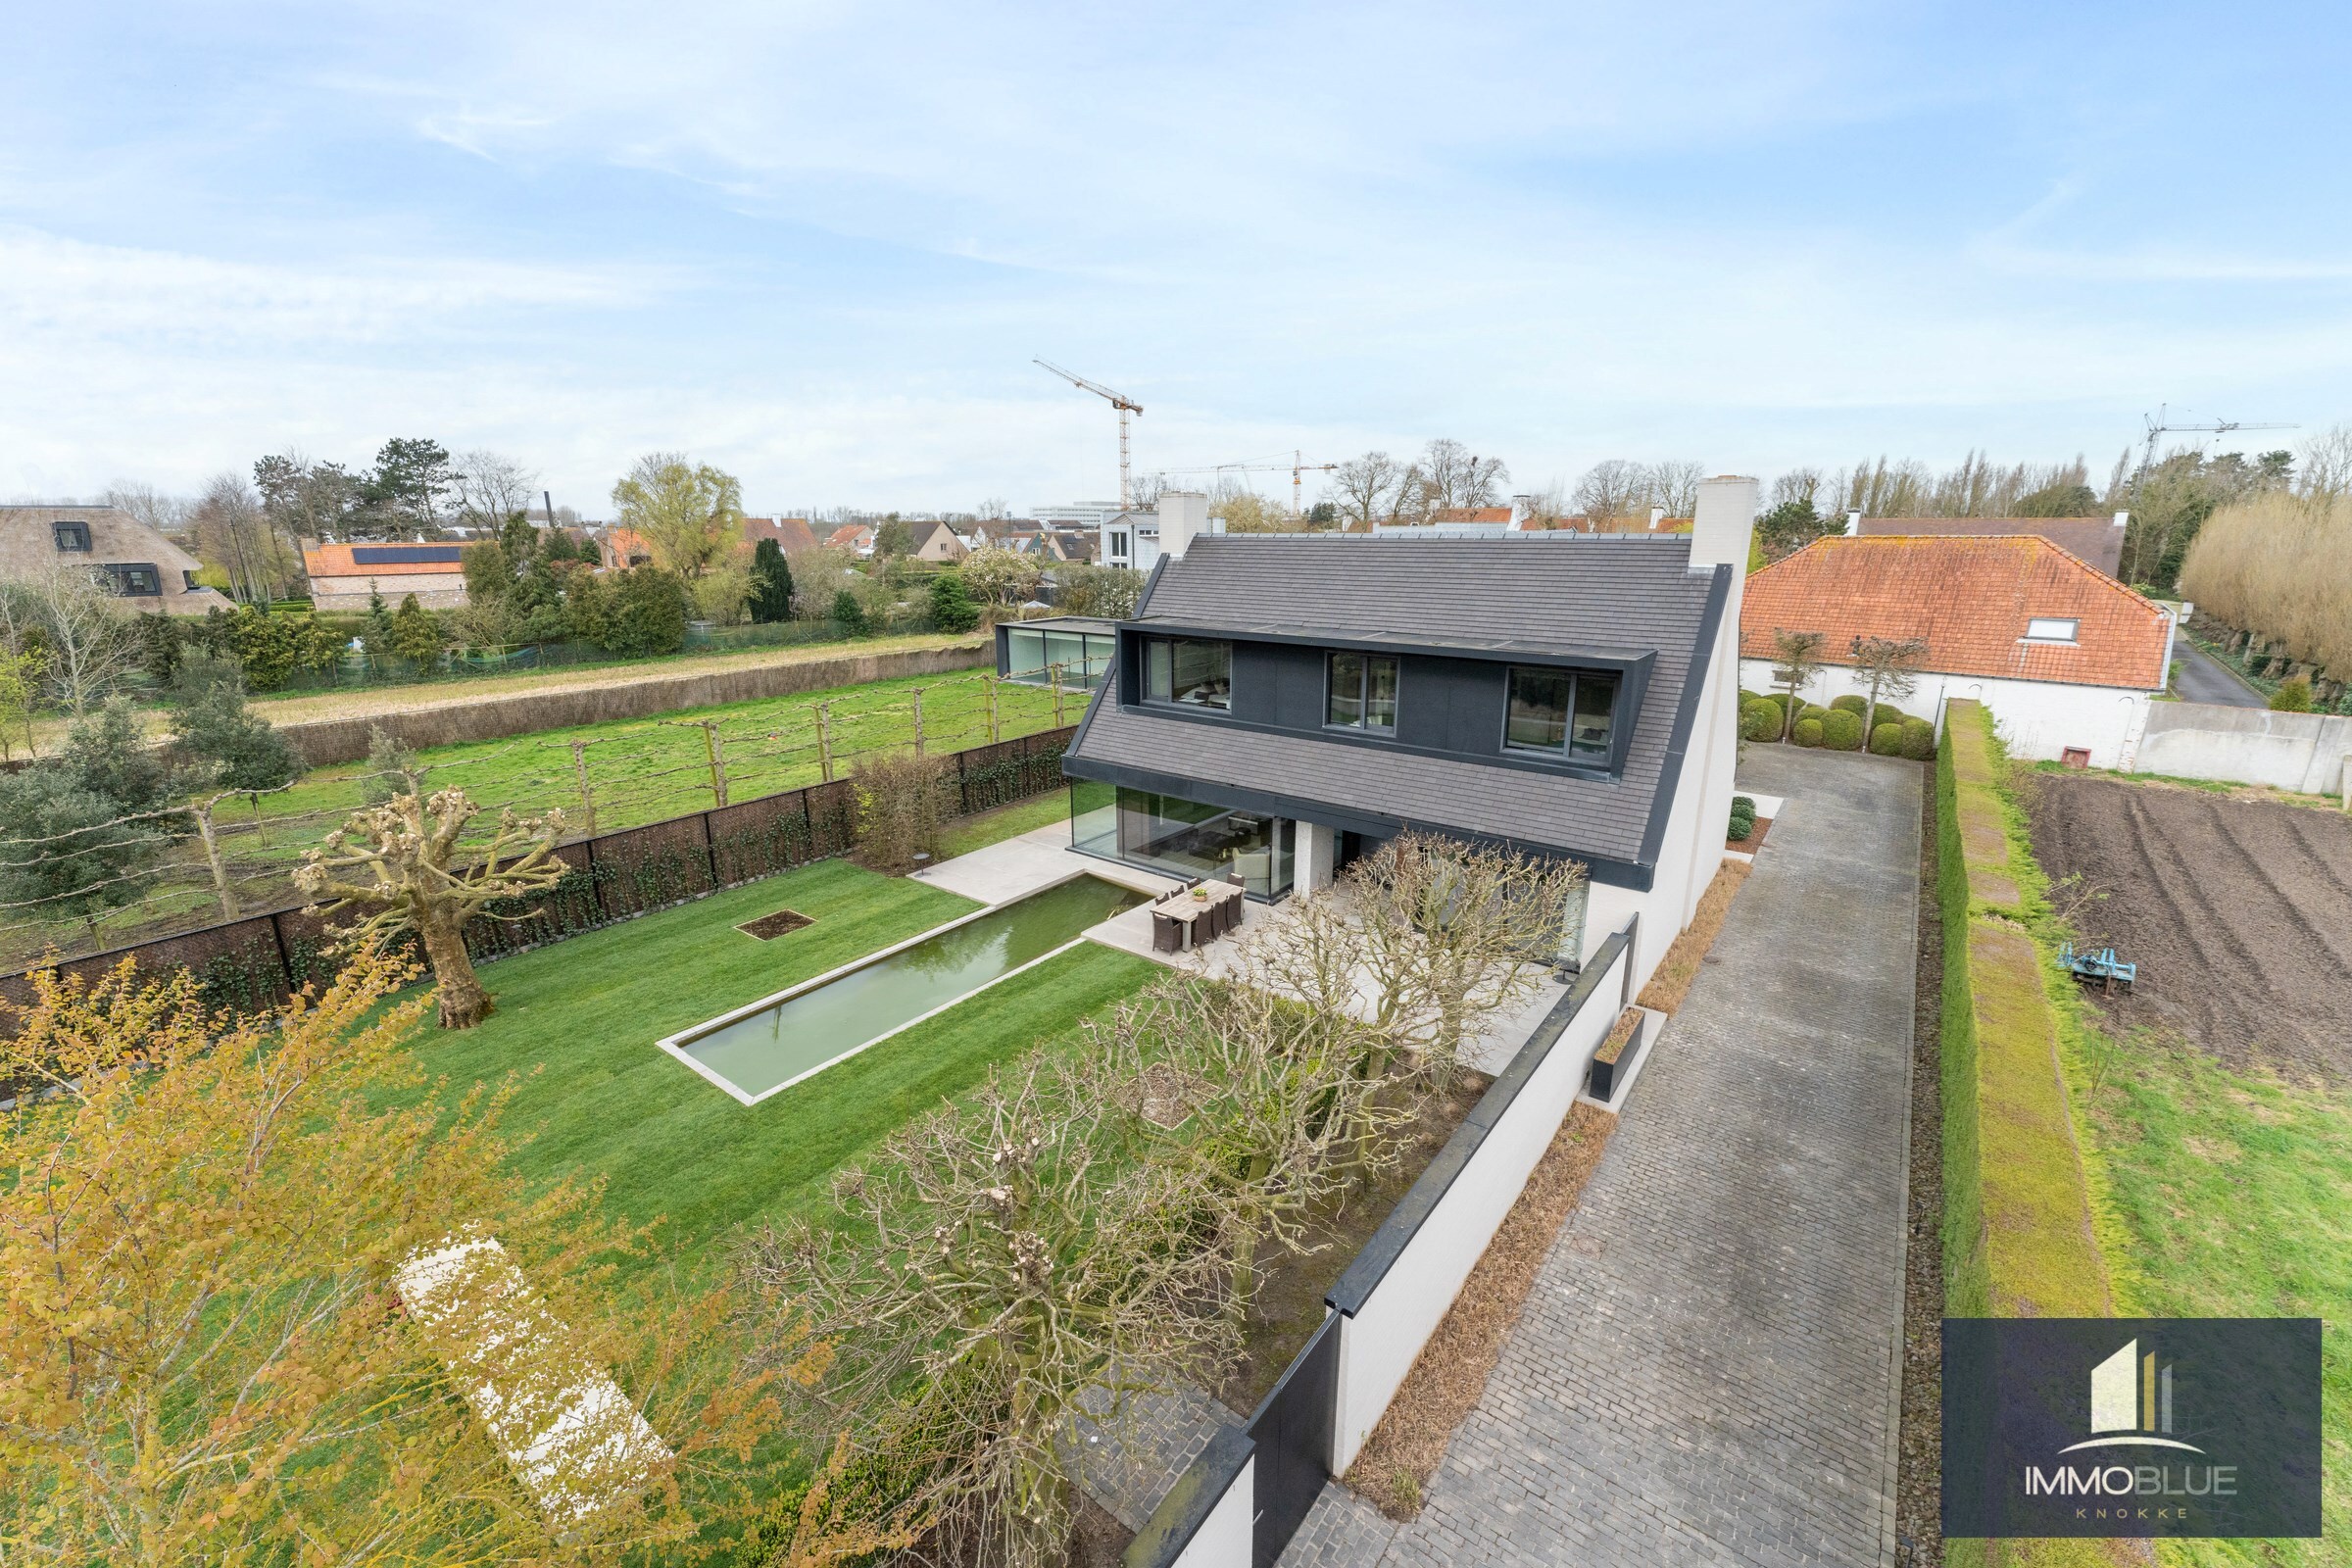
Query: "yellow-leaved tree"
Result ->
[[0, 944, 780, 1564]]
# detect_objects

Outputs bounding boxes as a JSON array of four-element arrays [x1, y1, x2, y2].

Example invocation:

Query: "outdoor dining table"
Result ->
[[1151, 880, 1247, 953]]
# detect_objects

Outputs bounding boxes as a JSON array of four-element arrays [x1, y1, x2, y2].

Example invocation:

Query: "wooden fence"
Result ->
[[0, 726, 1076, 1019]]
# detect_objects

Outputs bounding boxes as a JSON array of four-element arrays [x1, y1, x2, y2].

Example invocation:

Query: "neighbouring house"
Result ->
[[902, 518, 969, 563], [826, 523, 875, 557], [597, 527, 654, 571], [1060, 480, 1758, 992], [1740, 534, 2172, 769], [1852, 511, 2129, 579], [741, 515, 822, 554], [303, 540, 468, 612], [993, 614, 1118, 690], [0, 505, 230, 614], [1098, 492, 1227, 572]]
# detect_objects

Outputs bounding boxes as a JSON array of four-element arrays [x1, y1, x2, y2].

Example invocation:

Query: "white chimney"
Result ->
[[1157, 490, 1209, 560], [1690, 475, 1759, 570], [2112, 510, 2130, 528], [1509, 493, 1534, 527], [1844, 509, 1862, 535], [1648, 505, 1665, 530]]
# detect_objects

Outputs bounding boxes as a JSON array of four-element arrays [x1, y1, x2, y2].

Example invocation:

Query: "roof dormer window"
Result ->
[[52, 520, 90, 553], [2024, 617, 2080, 644]]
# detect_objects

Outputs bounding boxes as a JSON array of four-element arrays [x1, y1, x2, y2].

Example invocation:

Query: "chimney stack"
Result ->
[[1690, 475, 1759, 570], [2112, 510, 2130, 529], [1844, 510, 1862, 536], [1158, 490, 1209, 560], [1648, 505, 1665, 530]]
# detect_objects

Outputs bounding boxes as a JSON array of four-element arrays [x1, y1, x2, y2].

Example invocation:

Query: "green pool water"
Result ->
[[676, 874, 1145, 1101]]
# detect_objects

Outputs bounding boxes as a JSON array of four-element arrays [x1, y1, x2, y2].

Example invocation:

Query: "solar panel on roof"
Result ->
[[350, 546, 465, 565]]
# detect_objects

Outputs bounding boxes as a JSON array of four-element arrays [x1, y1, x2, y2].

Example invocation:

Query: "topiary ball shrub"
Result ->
[[1830, 694, 1869, 715], [1728, 794, 1757, 841], [1898, 717, 1936, 760], [2270, 676, 2315, 712], [1872, 704, 1911, 725], [1820, 709, 1864, 750], [1791, 715, 1825, 748], [1869, 721, 1905, 756], [1740, 702, 1782, 742]]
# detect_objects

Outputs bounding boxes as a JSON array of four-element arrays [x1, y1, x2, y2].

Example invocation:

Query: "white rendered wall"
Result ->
[[1739, 659, 2153, 770], [1297, 821, 1339, 895], [1167, 1454, 1252, 1568], [1330, 938, 1631, 1473], [2135, 703, 2352, 795]]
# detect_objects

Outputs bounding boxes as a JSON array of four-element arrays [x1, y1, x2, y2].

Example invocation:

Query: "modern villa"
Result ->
[[1060, 477, 1758, 984]]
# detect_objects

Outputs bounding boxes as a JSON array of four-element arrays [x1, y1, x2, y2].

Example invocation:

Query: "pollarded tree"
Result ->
[[1770, 627, 1827, 740], [741, 1054, 1237, 1568], [294, 789, 568, 1028], [1848, 634, 1928, 742]]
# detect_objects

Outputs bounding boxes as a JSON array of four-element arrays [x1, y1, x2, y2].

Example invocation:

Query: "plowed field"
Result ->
[[2028, 773, 2352, 1079]]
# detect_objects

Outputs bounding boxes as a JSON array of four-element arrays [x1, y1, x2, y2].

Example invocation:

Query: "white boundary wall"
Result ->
[[1739, 658, 2156, 770], [1167, 1454, 1253, 1568], [2132, 703, 2352, 796], [1327, 936, 1632, 1473]]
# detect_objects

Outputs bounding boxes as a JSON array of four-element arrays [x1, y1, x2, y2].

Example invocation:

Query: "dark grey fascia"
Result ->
[[1056, 749, 1654, 890], [1123, 616, 1661, 674]]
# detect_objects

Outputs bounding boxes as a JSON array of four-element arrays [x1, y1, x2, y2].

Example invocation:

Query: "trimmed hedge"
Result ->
[[1830, 694, 1868, 715], [1790, 715, 1824, 748], [1728, 794, 1757, 841], [1819, 709, 1864, 751], [1740, 702, 1783, 742], [1868, 721, 1904, 756], [1898, 716, 1936, 760]]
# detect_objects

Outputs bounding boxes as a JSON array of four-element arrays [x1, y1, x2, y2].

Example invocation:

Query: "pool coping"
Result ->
[[655, 868, 1137, 1107]]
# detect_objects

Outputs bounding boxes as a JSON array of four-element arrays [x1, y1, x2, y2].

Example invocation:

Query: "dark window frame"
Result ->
[[102, 563, 165, 597], [1324, 650, 1399, 733], [52, 520, 91, 553], [1502, 664, 1619, 762], [1139, 636, 1233, 711]]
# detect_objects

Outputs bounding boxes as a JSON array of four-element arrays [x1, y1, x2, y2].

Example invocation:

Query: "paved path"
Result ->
[[1288, 748, 1920, 1568], [2171, 637, 2267, 708]]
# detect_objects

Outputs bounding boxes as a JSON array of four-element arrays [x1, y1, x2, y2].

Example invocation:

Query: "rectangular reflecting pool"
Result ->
[[662, 874, 1147, 1104]]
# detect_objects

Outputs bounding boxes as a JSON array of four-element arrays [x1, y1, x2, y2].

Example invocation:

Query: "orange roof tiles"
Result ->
[[1740, 535, 2168, 691], [302, 542, 466, 577], [1432, 506, 1514, 524]]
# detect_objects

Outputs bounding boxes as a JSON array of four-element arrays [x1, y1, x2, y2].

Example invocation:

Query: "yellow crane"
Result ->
[[1152, 451, 1339, 518], [1035, 358, 1144, 508]]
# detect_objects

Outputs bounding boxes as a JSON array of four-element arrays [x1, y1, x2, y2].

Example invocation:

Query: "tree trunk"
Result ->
[[418, 912, 494, 1028]]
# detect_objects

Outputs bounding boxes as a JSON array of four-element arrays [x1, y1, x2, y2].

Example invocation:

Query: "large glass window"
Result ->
[[1141, 638, 1231, 710], [1505, 666, 1618, 763], [1326, 652, 1398, 732], [52, 520, 90, 553], [1006, 626, 1113, 688], [103, 563, 163, 597], [1071, 785, 1292, 898]]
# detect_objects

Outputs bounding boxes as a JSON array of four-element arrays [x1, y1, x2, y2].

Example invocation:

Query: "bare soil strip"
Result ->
[[2027, 772, 2352, 1080], [1634, 858, 1750, 1014], [1342, 1103, 1615, 1519]]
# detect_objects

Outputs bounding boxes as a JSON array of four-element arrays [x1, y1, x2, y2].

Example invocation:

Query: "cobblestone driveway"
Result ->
[[1286, 748, 1920, 1568]]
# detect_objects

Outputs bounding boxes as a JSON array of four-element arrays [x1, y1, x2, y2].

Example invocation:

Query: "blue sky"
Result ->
[[5, 1, 2347, 514]]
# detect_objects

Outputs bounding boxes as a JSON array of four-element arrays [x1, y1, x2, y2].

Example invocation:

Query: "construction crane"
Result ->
[[2134, 404, 2295, 486], [1035, 358, 1144, 507], [1151, 451, 1339, 518]]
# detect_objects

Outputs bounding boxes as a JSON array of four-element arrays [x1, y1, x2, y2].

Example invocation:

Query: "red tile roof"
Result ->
[[826, 523, 873, 549], [302, 542, 466, 577], [1855, 514, 2125, 578], [1739, 535, 2168, 691], [743, 515, 821, 553], [1432, 506, 1514, 524]]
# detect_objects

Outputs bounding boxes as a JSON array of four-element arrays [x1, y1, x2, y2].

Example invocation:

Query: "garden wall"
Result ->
[[2132, 700, 2352, 796], [1936, 699, 2113, 1325], [273, 640, 992, 765], [0, 725, 1075, 1019]]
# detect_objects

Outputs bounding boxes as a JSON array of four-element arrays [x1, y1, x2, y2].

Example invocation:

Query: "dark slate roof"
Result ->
[[1068, 533, 1726, 874]]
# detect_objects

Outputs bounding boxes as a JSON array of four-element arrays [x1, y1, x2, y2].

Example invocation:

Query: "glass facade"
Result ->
[[1505, 666, 1617, 761], [1004, 626, 1114, 689], [1070, 780, 1293, 899]]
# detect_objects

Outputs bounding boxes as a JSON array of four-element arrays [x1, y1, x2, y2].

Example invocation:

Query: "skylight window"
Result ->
[[2024, 617, 2080, 644]]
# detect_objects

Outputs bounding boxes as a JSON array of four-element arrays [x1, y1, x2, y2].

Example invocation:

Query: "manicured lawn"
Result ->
[[409, 858, 1160, 1268], [2083, 1032, 2352, 1566], [937, 788, 1072, 859]]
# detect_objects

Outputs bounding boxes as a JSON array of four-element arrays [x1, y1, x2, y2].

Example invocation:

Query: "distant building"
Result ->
[[1034, 501, 1124, 532], [0, 504, 229, 614], [826, 523, 876, 557], [596, 527, 654, 571], [903, 519, 969, 563], [742, 515, 822, 554], [1098, 493, 1220, 573], [1852, 512, 2129, 580], [304, 541, 468, 612]]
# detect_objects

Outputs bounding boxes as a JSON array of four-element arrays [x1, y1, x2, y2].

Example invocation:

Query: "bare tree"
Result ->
[[1848, 636, 1928, 743], [9, 565, 135, 713], [100, 481, 190, 537], [1640, 460, 1705, 518], [451, 449, 541, 532], [976, 496, 1010, 520], [2296, 422, 2352, 502], [1771, 628, 1827, 739], [740, 1054, 1236, 1568], [294, 789, 569, 1028], [1769, 467, 1824, 512], [1328, 451, 1408, 527], [1571, 459, 1646, 524], [190, 471, 299, 603], [1418, 438, 1510, 513]]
